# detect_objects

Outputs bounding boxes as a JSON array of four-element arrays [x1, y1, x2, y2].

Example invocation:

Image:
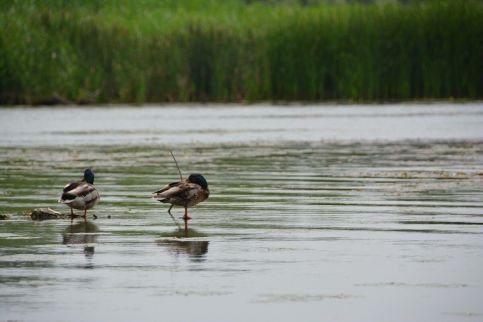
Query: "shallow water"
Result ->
[[1, 104, 483, 322]]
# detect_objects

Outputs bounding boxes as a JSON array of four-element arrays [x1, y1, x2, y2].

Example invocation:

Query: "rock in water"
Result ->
[[30, 208, 65, 220], [0, 214, 11, 220]]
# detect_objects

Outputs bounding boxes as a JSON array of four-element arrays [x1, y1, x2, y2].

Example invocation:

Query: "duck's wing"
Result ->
[[152, 181, 202, 204], [63, 181, 81, 193], [60, 183, 98, 204], [152, 181, 182, 195]]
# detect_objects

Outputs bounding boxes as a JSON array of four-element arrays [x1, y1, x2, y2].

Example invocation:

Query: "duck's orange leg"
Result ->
[[182, 207, 191, 237], [184, 218, 189, 237], [182, 207, 191, 220]]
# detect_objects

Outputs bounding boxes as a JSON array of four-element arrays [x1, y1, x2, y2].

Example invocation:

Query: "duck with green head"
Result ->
[[152, 173, 209, 220], [59, 168, 100, 220]]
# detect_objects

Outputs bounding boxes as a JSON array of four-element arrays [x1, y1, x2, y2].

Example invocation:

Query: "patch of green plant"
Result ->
[[0, 0, 481, 104]]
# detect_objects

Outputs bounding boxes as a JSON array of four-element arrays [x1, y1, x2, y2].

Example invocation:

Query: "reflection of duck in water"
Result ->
[[59, 168, 100, 221], [157, 228, 209, 260], [62, 221, 99, 244], [62, 221, 99, 258], [158, 239, 209, 259]]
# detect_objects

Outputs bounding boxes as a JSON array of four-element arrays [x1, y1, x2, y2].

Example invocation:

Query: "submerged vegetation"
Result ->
[[0, 0, 482, 104]]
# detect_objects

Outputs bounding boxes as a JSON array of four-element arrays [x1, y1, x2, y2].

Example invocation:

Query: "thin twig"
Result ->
[[170, 150, 183, 181]]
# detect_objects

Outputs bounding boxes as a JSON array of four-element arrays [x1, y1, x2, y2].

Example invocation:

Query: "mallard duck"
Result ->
[[152, 173, 209, 220], [59, 168, 100, 220]]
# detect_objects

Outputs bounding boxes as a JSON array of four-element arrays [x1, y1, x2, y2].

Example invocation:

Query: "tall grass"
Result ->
[[0, 0, 481, 104]]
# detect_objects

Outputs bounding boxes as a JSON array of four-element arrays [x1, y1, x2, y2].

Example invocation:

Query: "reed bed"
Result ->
[[0, 0, 481, 104]]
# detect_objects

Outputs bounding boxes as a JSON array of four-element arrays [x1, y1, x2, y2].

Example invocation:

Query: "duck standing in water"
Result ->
[[59, 168, 100, 221], [152, 173, 209, 222]]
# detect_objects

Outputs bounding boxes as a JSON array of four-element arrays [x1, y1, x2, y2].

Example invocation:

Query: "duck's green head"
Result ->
[[84, 168, 95, 184], [188, 173, 208, 189]]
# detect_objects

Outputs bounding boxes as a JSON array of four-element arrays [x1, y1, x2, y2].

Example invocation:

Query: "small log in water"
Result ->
[[30, 208, 65, 221]]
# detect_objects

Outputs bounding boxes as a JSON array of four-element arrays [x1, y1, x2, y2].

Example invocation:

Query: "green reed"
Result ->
[[0, 0, 481, 104]]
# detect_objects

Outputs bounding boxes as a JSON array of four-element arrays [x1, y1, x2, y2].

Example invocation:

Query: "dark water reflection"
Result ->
[[62, 221, 99, 264], [157, 239, 209, 260], [62, 221, 99, 245], [157, 228, 209, 260]]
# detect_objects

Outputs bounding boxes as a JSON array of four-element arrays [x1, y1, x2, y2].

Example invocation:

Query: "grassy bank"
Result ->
[[0, 0, 482, 104]]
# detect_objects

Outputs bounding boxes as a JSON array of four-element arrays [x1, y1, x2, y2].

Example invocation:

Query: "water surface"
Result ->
[[1, 104, 483, 322]]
